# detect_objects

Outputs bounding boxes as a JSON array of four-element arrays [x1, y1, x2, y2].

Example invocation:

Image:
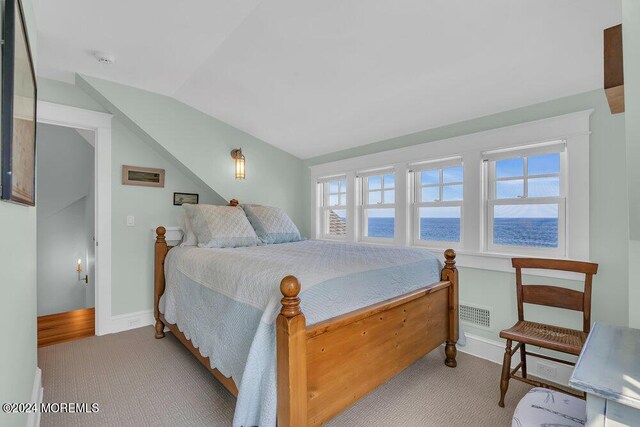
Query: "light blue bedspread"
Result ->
[[163, 240, 451, 426]]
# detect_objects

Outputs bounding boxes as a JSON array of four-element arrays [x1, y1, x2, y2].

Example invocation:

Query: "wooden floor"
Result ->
[[37, 307, 95, 347]]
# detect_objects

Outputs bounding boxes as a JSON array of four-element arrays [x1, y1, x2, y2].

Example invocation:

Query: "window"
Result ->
[[319, 177, 347, 239], [311, 111, 590, 269], [485, 143, 565, 255], [360, 172, 395, 240], [412, 161, 463, 247]]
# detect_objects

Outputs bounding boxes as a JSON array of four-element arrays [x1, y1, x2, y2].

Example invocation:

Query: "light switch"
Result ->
[[126, 215, 135, 226]]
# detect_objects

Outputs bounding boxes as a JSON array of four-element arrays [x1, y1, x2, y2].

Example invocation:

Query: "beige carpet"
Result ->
[[38, 326, 530, 426]]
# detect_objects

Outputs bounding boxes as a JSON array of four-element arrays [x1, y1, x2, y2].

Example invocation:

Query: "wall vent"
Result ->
[[460, 302, 491, 329]]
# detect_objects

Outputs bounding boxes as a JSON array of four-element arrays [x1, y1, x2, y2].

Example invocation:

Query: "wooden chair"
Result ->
[[498, 258, 598, 408]]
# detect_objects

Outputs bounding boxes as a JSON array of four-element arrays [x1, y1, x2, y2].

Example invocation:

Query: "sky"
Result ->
[[332, 153, 561, 219]]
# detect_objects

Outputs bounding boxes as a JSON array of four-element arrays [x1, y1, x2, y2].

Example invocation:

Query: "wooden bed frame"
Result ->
[[153, 207, 459, 426]]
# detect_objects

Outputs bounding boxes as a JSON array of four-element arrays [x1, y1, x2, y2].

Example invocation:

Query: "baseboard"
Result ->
[[107, 310, 155, 334], [26, 367, 43, 427], [460, 333, 574, 387]]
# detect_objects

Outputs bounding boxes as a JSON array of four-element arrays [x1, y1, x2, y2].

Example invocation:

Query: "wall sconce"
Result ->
[[230, 148, 245, 180], [76, 258, 88, 284]]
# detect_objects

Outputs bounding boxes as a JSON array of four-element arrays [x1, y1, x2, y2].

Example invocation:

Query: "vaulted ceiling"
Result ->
[[34, 0, 621, 159]]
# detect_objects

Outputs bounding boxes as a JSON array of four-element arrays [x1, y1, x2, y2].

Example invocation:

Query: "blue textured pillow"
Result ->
[[183, 204, 260, 248], [242, 205, 302, 244]]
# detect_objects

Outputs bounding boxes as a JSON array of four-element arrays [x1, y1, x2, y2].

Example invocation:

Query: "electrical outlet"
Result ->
[[128, 318, 141, 328], [536, 362, 558, 380]]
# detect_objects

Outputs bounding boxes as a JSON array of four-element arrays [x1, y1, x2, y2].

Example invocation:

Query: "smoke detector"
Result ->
[[94, 51, 115, 65]]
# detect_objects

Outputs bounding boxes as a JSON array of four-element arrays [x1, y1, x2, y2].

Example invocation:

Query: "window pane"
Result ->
[[528, 177, 560, 198], [528, 153, 560, 176], [328, 181, 339, 193], [421, 186, 440, 202], [339, 179, 347, 192], [383, 190, 395, 204], [339, 194, 347, 206], [329, 194, 340, 206], [493, 204, 558, 248], [442, 184, 463, 201], [365, 208, 395, 238], [421, 170, 439, 185], [368, 191, 382, 204], [383, 174, 395, 189], [496, 158, 524, 178], [443, 166, 463, 183], [496, 179, 524, 199], [325, 209, 346, 236], [368, 175, 382, 190], [418, 207, 461, 242]]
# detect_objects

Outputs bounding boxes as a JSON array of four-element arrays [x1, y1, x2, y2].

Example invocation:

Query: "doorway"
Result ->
[[36, 123, 96, 346], [36, 100, 112, 342]]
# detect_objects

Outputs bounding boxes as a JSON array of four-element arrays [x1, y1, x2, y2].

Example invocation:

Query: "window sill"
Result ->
[[314, 238, 585, 281], [422, 248, 585, 281]]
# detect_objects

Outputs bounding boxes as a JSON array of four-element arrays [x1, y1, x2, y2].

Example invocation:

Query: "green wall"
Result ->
[[305, 89, 629, 339], [38, 76, 311, 316], [38, 78, 227, 316], [77, 74, 309, 237], [623, 0, 640, 328], [0, 0, 38, 425]]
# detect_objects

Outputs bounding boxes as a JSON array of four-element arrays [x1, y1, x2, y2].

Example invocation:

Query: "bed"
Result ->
[[153, 218, 459, 426]]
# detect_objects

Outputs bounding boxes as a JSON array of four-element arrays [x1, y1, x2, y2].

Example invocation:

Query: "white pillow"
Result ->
[[177, 211, 198, 247], [183, 204, 260, 248], [242, 204, 302, 244]]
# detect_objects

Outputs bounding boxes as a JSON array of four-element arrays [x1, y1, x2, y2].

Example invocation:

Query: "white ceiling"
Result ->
[[35, 0, 621, 159]]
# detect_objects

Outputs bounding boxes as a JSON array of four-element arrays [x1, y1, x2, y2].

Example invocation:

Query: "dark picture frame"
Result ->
[[1, 0, 38, 206], [173, 192, 199, 206]]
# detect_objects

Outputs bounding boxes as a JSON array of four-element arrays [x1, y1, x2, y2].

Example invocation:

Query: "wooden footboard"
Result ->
[[153, 224, 458, 427], [276, 249, 458, 426]]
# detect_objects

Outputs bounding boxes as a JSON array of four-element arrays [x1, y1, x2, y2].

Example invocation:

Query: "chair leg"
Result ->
[[499, 339, 513, 408], [520, 343, 527, 379]]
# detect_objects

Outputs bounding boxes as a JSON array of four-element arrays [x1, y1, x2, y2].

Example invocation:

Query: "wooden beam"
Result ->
[[604, 24, 624, 114]]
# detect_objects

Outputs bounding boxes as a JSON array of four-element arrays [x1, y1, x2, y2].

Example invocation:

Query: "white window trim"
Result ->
[[317, 176, 348, 240], [358, 168, 396, 243], [410, 159, 464, 250], [309, 110, 592, 279], [484, 147, 567, 257]]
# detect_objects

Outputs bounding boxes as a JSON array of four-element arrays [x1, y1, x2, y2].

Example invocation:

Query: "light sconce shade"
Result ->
[[231, 148, 246, 180]]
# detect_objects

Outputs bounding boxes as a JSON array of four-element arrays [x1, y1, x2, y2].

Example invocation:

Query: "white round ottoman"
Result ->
[[512, 388, 586, 427]]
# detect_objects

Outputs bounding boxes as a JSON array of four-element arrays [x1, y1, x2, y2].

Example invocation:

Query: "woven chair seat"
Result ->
[[500, 321, 587, 355]]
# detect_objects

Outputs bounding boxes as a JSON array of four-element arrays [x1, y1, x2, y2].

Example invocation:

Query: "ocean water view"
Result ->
[[366, 217, 558, 247]]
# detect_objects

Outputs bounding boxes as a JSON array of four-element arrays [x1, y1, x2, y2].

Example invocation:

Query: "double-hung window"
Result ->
[[484, 141, 566, 255], [411, 160, 463, 247], [319, 177, 347, 239], [360, 171, 396, 241]]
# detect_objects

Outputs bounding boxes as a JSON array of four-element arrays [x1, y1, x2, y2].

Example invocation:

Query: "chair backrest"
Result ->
[[511, 258, 599, 333]]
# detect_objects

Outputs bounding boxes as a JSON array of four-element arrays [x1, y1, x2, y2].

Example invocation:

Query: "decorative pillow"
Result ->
[[242, 204, 302, 244], [177, 212, 198, 247], [182, 204, 260, 248]]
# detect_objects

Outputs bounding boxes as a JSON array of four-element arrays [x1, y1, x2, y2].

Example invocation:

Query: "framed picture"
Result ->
[[1, 0, 38, 206], [173, 192, 199, 206], [122, 165, 165, 187]]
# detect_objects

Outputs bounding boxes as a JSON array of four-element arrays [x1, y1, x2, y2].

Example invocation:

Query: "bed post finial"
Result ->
[[442, 249, 458, 368], [156, 226, 166, 240], [444, 248, 456, 270], [280, 275, 302, 318]]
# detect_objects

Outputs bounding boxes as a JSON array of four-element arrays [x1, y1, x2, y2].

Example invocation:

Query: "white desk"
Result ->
[[569, 323, 640, 426]]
